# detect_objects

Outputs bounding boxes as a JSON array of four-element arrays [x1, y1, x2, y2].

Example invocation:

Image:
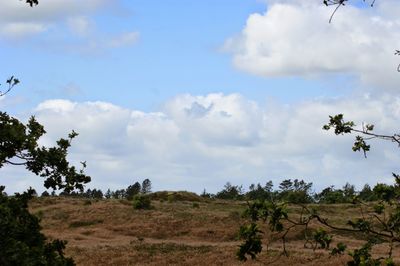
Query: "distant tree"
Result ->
[[278, 179, 313, 203], [315, 186, 347, 204], [279, 179, 293, 192], [41, 191, 50, 197], [246, 181, 273, 200], [105, 189, 112, 199], [373, 183, 396, 202], [264, 181, 274, 194], [84, 189, 92, 198], [112, 189, 126, 199], [90, 189, 103, 199], [215, 182, 244, 200], [126, 182, 141, 200], [200, 188, 212, 198], [342, 182, 356, 201], [141, 179, 152, 194], [246, 183, 269, 200], [358, 184, 376, 201]]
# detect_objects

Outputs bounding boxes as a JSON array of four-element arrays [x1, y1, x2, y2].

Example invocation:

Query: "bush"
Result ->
[[132, 194, 151, 210], [0, 187, 74, 266]]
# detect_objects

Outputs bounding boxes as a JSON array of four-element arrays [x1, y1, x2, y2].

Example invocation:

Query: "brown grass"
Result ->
[[29, 196, 400, 265]]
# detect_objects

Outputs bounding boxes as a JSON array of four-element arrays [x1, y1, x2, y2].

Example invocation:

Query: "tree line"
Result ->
[[26, 175, 397, 206], [203, 179, 395, 204], [36, 178, 153, 200]]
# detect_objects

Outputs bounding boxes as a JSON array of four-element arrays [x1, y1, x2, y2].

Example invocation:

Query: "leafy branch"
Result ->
[[0, 76, 19, 97], [24, 0, 38, 7], [323, 114, 400, 157], [323, 0, 376, 23]]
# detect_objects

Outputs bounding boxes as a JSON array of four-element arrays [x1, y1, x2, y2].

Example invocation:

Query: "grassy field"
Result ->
[[29, 193, 400, 265]]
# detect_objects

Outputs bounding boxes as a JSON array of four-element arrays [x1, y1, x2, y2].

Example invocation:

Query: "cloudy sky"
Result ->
[[1, 0, 400, 194]]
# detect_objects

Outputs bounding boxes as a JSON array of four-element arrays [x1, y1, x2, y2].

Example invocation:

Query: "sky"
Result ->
[[1, 0, 400, 194]]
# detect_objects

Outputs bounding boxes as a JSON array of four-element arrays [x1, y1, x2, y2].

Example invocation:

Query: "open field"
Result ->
[[29, 194, 400, 265]]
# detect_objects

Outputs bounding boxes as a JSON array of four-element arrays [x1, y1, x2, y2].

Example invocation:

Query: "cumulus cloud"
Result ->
[[2, 93, 400, 194], [225, 0, 400, 91], [0, 0, 139, 51]]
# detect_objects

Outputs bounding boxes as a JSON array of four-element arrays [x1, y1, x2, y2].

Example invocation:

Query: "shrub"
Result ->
[[0, 187, 74, 266], [132, 194, 151, 210], [312, 228, 332, 250]]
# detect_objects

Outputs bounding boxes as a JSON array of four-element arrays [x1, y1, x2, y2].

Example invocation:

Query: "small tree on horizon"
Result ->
[[126, 181, 141, 200], [141, 179, 152, 194]]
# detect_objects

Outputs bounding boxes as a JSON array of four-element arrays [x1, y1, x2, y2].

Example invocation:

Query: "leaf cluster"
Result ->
[[24, 0, 39, 7], [313, 228, 332, 250], [0, 186, 74, 265], [236, 223, 263, 261], [0, 112, 91, 193], [0, 76, 19, 97], [132, 194, 152, 210]]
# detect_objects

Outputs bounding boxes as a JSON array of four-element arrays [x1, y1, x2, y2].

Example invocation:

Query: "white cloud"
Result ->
[[2, 93, 400, 194], [0, 0, 139, 51], [225, 0, 400, 91], [0, 0, 112, 23]]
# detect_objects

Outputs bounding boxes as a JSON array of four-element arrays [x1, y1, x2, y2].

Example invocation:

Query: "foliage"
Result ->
[[1, 111, 91, 192], [323, 114, 400, 158], [0, 186, 74, 265], [112, 189, 126, 199], [331, 242, 347, 255], [141, 178, 152, 194], [150, 191, 204, 202], [215, 182, 244, 200], [0, 76, 19, 97], [358, 184, 377, 202], [25, 0, 39, 7], [312, 228, 332, 250], [200, 189, 213, 199], [278, 179, 313, 204], [247, 181, 274, 201], [1, 74, 90, 265], [104, 189, 112, 199], [323, 0, 376, 23], [237, 114, 400, 262], [132, 194, 152, 210], [236, 223, 263, 261], [347, 240, 381, 266], [83, 188, 103, 199], [126, 182, 141, 200]]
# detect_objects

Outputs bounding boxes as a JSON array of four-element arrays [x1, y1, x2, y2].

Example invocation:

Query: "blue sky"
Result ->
[[0, 0, 344, 112], [1, 0, 400, 193]]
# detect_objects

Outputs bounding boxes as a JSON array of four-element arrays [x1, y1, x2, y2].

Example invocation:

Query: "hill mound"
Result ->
[[149, 191, 204, 202]]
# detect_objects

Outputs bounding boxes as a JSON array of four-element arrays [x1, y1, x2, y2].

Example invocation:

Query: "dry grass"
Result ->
[[29, 196, 400, 265]]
